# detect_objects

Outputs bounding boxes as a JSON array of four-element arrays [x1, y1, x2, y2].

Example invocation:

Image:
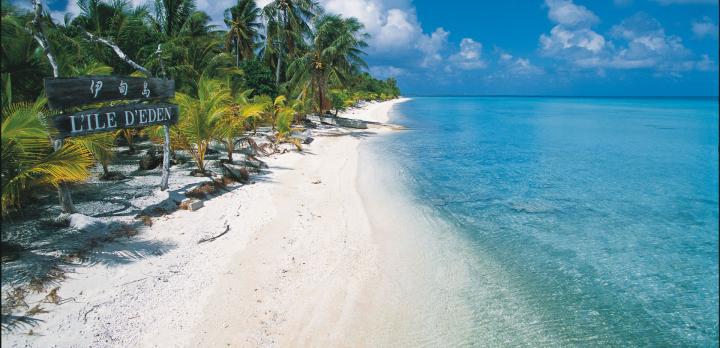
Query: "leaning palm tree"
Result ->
[[1, 98, 94, 214], [287, 14, 368, 114], [261, 0, 320, 86], [225, 0, 262, 68], [175, 76, 232, 173]]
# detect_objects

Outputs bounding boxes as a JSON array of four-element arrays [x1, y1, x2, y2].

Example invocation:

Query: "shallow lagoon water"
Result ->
[[365, 97, 719, 346]]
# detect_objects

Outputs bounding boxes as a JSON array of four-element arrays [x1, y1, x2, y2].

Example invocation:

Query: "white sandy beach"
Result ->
[[3, 98, 479, 347]]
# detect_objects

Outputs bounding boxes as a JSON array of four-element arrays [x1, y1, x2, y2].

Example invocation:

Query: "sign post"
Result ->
[[45, 76, 177, 191]]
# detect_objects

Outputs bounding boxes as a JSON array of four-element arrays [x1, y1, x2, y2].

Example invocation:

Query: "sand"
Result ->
[[4, 98, 457, 347]]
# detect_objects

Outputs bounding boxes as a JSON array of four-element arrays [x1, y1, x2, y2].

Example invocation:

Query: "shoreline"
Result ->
[[2, 98, 419, 347]]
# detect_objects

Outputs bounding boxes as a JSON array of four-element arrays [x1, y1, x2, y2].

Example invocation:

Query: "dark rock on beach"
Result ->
[[222, 163, 250, 183], [242, 155, 268, 170], [99, 171, 127, 181], [189, 169, 210, 177], [238, 146, 257, 156], [139, 147, 162, 170]]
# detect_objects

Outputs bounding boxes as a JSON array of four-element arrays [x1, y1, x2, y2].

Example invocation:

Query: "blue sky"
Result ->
[[34, 0, 720, 96]]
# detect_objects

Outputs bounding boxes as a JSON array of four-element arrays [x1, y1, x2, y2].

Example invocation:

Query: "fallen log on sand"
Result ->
[[306, 115, 405, 130]]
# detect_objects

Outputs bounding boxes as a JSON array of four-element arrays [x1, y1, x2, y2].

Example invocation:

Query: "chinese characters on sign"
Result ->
[[90, 80, 103, 98], [44, 76, 174, 110], [90, 79, 150, 99], [142, 81, 151, 98], [118, 80, 128, 95]]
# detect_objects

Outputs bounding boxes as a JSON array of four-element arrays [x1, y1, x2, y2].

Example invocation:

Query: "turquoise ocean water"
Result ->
[[367, 97, 719, 346]]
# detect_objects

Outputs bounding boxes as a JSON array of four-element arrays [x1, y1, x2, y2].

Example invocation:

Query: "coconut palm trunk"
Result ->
[[236, 36, 241, 67], [226, 139, 235, 162], [54, 140, 77, 213]]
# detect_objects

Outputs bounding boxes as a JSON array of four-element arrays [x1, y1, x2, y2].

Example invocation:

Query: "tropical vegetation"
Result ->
[[0, 0, 400, 216]]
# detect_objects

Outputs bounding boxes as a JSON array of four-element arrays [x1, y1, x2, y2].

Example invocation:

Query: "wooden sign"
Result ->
[[44, 76, 175, 110], [51, 103, 179, 138]]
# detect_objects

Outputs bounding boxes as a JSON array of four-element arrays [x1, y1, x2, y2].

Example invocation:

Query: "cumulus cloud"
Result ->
[[448, 38, 486, 70], [540, 26, 606, 53], [416, 28, 449, 67], [695, 54, 718, 70], [691, 17, 719, 39], [319, 0, 444, 61], [607, 12, 692, 70], [539, 0, 606, 61], [539, 1, 709, 75], [369, 65, 405, 78], [505, 58, 544, 75], [545, 0, 599, 28], [494, 48, 544, 75]]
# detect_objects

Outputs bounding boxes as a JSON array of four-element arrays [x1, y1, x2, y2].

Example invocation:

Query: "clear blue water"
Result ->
[[372, 97, 719, 346]]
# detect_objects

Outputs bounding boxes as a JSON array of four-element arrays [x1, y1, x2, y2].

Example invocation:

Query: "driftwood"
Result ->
[[306, 115, 368, 129], [83, 32, 151, 77], [241, 137, 273, 156], [197, 224, 230, 244], [30, 0, 58, 77]]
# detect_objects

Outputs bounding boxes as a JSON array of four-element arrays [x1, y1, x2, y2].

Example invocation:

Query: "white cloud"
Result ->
[[695, 54, 718, 71], [540, 26, 606, 53], [506, 58, 544, 75], [545, 0, 599, 28], [539, 0, 607, 63], [493, 48, 544, 75], [416, 27, 449, 67], [376, 8, 422, 51], [539, 2, 709, 75], [691, 17, 719, 39], [369, 65, 405, 78], [607, 12, 692, 70], [500, 53, 513, 61], [196, 0, 236, 26], [448, 38, 487, 70], [319, 0, 440, 58]]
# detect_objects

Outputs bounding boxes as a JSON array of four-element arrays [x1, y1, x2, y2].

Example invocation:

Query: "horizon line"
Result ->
[[403, 94, 719, 99]]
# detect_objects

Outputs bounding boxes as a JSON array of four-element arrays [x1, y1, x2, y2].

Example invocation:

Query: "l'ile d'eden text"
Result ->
[[68, 105, 175, 134]]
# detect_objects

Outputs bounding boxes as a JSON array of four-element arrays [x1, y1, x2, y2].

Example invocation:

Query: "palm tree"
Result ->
[[258, 95, 294, 132], [225, 0, 262, 68], [261, 0, 320, 86], [216, 89, 264, 162], [151, 0, 196, 38], [287, 14, 368, 114], [175, 76, 232, 173], [1, 4, 48, 103], [1, 98, 95, 214], [149, 0, 233, 93]]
